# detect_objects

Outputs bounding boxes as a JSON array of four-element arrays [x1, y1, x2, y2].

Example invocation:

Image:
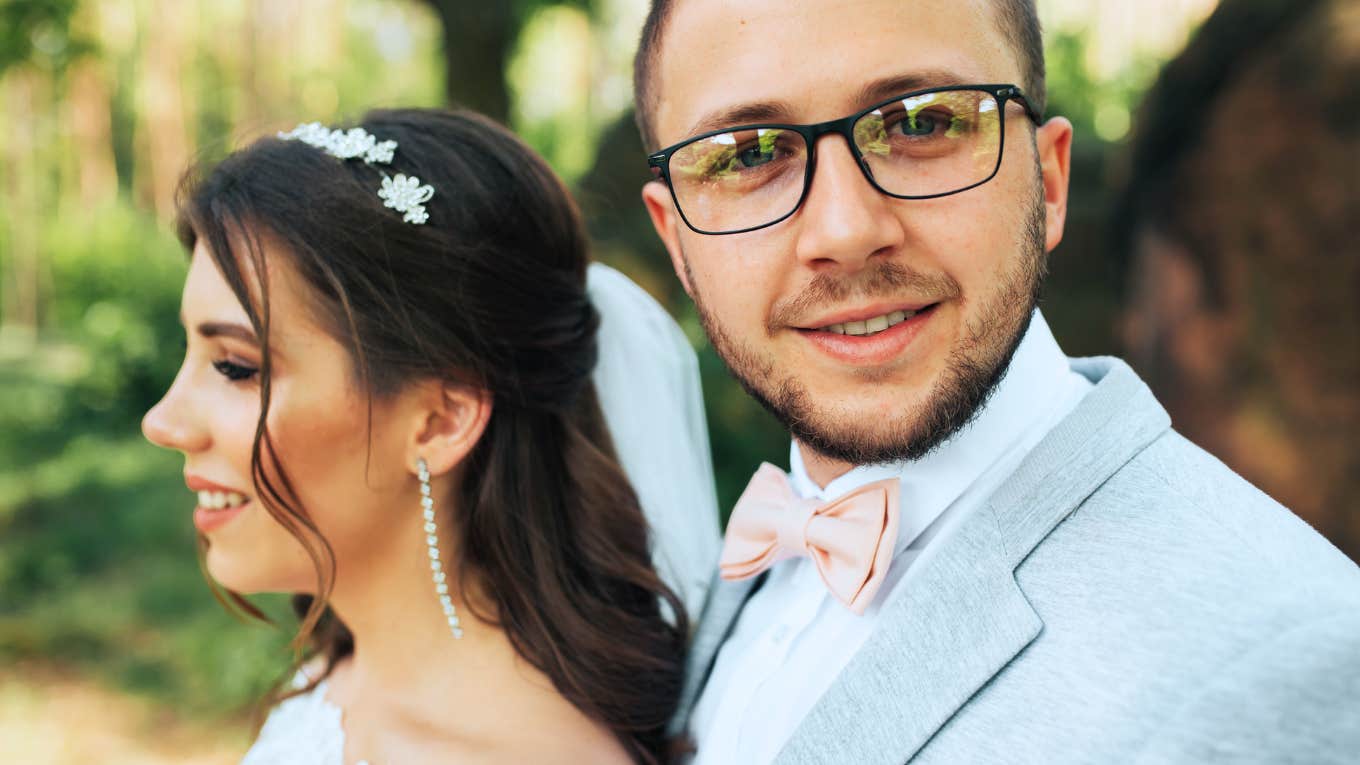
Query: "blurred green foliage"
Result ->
[[0, 0, 1193, 728], [0, 204, 295, 716], [0, 0, 91, 75]]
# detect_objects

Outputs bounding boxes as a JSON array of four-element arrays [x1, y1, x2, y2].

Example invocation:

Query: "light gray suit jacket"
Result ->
[[678, 357, 1360, 764]]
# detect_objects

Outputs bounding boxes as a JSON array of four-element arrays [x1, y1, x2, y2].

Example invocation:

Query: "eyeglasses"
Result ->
[[647, 84, 1041, 236]]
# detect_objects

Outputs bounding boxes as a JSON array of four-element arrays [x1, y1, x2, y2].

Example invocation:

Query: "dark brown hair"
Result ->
[[175, 108, 687, 763], [631, 0, 1047, 150]]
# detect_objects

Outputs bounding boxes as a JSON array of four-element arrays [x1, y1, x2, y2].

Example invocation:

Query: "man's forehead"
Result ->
[[651, 0, 1015, 146]]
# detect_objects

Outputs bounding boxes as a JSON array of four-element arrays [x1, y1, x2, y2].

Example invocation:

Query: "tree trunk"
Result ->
[[1118, 0, 1360, 561], [2, 69, 45, 331], [136, 0, 193, 220], [68, 60, 118, 210], [422, 1, 514, 122]]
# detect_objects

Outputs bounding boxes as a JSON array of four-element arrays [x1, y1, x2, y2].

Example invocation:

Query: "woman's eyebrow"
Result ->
[[180, 311, 259, 345], [199, 321, 259, 344]]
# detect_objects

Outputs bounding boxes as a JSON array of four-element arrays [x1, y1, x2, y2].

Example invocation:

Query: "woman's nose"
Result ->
[[141, 373, 210, 454]]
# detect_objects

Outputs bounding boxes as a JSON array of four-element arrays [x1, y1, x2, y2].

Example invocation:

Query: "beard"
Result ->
[[686, 180, 1049, 467]]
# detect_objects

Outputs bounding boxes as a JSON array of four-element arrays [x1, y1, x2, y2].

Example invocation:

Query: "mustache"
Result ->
[[767, 260, 962, 331]]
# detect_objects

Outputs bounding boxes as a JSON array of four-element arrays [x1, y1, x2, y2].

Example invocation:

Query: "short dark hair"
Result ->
[[632, 0, 1047, 151]]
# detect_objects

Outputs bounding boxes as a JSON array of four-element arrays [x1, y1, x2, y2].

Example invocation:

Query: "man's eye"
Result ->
[[213, 359, 258, 382], [737, 144, 775, 168], [898, 112, 940, 136]]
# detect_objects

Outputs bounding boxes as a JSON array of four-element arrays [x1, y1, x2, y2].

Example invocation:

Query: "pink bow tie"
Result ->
[[719, 463, 900, 615]]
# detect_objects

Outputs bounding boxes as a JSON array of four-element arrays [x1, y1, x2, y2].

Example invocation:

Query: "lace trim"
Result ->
[[239, 678, 371, 765]]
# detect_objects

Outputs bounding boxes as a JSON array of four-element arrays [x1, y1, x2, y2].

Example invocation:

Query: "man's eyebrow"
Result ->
[[683, 101, 796, 143], [678, 69, 972, 143], [852, 69, 971, 109]]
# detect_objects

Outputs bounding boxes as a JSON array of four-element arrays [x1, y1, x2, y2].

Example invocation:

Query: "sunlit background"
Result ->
[[2, 0, 1356, 761]]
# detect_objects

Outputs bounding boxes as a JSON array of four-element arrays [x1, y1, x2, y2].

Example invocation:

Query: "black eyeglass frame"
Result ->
[[647, 83, 1043, 236]]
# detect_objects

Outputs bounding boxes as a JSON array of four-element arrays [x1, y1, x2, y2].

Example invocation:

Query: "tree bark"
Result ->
[[1118, 0, 1360, 561], [422, 1, 515, 122]]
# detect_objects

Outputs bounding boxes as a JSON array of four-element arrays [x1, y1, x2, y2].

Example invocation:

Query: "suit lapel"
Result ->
[[775, 502, 1041, 765], [670, 571, 766, 736], [775, 358, 1173, 764]]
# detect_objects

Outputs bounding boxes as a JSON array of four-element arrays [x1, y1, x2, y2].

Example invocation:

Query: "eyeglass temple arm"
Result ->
[[998, 86, 1043, 124], [647, 157, 668, 184]]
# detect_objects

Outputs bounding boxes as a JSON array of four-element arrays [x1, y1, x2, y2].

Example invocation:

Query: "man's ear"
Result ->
[[1035, 116, 1073, 254], [406, 382, 493, 477], [641, 179, 694, 297]]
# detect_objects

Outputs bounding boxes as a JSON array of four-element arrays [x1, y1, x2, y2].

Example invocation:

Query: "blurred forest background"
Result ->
[[0, 0, 1355, 761]]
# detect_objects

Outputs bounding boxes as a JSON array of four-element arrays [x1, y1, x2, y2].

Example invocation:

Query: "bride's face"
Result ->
[[143, 238, 419, 594]]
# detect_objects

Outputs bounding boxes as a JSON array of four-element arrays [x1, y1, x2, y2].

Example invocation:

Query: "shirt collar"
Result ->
[[787, 309, 1076, 555]]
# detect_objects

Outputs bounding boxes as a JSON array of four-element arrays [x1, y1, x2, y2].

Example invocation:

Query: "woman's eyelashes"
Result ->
[[212, 357, 259, 382]]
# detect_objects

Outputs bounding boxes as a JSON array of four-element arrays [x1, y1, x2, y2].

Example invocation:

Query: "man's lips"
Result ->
[[795, 301, 939, 331], [794, 304, 939, 366]]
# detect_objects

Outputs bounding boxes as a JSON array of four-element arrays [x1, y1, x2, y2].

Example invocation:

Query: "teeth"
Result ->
[[820, 309, 917, 337], [197, 490, 247, 510]]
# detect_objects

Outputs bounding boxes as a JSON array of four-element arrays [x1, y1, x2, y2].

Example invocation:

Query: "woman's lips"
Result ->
[[797, 304, 939, 366], [185, 475, 252, 533], [193, 498, 250, 534]]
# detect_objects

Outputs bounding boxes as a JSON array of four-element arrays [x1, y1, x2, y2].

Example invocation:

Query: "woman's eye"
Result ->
[[212, 359, 258, 382]]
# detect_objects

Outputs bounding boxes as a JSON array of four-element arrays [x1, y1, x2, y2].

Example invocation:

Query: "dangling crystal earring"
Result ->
[[418, 457, 463, 639]]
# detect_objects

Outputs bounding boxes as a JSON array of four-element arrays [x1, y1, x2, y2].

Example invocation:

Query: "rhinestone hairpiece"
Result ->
[[277, 122, 435, 225]]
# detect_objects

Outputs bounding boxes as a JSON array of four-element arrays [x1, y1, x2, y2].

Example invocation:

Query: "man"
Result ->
[[632, 1, 1360, 762]]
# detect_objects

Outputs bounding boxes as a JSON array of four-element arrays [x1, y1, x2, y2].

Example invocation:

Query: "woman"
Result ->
[[141, 108, 719, 763]]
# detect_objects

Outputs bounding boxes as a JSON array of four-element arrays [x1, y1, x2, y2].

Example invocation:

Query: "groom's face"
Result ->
[[641, 0, 1072, 470]]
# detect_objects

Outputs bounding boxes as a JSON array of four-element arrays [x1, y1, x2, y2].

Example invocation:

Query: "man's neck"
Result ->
[[790, 311, 1077, 495], [797, 444, 856, 489]]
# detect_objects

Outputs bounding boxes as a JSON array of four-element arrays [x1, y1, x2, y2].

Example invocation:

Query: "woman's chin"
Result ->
[[204, 545, 295, 595]]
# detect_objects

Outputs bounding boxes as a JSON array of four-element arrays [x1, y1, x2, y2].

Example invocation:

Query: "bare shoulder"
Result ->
[[430, 711, 631, 764], [487, 698, 634, 764], [505, 732, 632, 764]]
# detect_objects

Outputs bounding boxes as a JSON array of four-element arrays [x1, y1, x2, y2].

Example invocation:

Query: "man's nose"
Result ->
[[791, 134, 905, 271]]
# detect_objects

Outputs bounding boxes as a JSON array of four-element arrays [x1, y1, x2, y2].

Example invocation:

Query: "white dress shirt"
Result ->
[[689, 310, 1093, 765]]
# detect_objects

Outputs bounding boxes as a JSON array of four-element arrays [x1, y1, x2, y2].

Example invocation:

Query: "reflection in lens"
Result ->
[[662, 89, 1008, 232], [854, 90, 1002, 198], [669, 128, 807, 233]]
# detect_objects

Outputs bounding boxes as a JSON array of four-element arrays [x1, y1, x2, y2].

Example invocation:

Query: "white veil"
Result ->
[[587, 263, 721, 620]]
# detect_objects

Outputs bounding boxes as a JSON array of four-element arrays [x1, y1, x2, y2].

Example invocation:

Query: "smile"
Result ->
[[797, 304, 940, 366], [817, 309, 918, 337], [186, 475, 254, 533], [197, 490, 248, 509]]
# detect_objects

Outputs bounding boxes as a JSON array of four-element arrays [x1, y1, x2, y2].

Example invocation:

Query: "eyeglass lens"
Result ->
[[666, 89, 1004, 234]]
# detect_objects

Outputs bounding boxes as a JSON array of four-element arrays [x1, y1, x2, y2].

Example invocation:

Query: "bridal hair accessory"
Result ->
[[277, 122, 435, 225], [418, 457, 463, 639]]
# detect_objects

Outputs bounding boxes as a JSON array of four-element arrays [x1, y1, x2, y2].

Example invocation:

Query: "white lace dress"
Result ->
[[240, 679, 364, 765]]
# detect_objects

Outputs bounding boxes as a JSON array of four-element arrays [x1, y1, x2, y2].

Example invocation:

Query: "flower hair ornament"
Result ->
[[277, 122, 435, 225]]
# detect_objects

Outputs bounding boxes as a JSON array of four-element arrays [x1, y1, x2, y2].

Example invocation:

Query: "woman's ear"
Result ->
[[406, 382, 493, 476]]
